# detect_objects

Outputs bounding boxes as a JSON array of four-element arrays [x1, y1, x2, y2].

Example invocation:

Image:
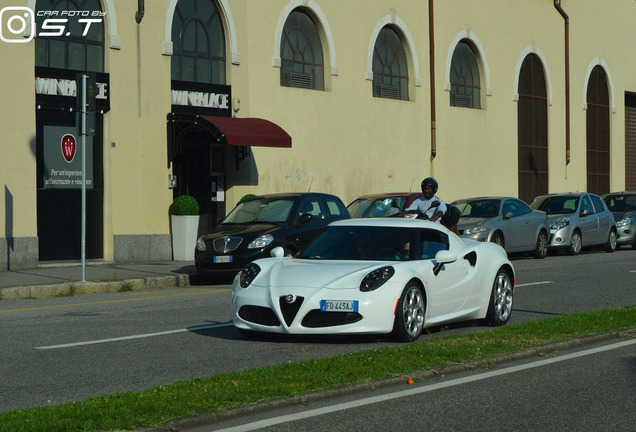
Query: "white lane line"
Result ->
[[516, 281, 553, 287], [35, 323, 233, 350], [213, 339, 636, 432]]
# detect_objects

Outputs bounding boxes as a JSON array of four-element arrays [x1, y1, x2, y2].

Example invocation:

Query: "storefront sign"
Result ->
[[171, 80, 231, 116], [35, 66, 110, 112], [43, 125, 93, 189]]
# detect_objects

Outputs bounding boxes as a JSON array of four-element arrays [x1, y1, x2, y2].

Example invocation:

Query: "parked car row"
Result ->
[[194, 190, 635, 282]]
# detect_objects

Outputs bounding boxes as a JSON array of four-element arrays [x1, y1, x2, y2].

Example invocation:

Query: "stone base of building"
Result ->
[[0, 237, 39, 271], [114, 234, 172, 262]]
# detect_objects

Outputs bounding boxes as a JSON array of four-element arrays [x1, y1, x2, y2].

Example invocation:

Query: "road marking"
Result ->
[[0, 289, 230, 313], [212, 339, 636, 432], [35, 323, 234, 350], [516, 281, 553, 287]]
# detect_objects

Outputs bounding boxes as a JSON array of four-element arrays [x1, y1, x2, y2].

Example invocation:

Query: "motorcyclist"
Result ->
[[404, 177, 447, 223]]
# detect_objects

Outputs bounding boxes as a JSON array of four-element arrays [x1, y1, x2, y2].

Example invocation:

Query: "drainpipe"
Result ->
[[429, 0, 437, 159], [554, 0, 570, 165], [135, 0, 145, 24]]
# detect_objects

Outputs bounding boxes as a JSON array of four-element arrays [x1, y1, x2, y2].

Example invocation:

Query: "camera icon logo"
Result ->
[[0, 7, 35, 43]]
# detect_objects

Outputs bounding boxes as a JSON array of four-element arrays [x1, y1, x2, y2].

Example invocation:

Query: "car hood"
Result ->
[[202, 223, 280, 239], [254, 259, 396, 289], [545, 214, 575, 225], [457, 217, 493, 228], [611, 210, 636, 221]]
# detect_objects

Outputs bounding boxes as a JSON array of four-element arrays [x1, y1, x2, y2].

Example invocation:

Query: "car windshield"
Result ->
[[530, 196, 579, 214], [223, 198, 294, 224], [603, 194, 636, 212], [299, 226, 413, 261], [454, 199, 500, 218], [348, 197, 406, 218]]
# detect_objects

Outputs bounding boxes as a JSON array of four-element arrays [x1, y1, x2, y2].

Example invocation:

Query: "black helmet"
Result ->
[[421, 177, 438, 194]]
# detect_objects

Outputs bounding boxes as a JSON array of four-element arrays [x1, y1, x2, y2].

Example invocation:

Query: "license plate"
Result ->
[[213, 255, 232, 263], [320, 300, 358, 312]]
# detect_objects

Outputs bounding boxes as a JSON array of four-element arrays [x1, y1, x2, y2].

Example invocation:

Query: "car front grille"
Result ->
[[212, 236, 243, 253], [238, 306, 280, 326], [279, 296, 304, 327], [301, 310, 363, 328]]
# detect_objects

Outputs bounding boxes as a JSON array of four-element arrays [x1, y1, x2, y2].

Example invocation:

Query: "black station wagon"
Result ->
[[194, 193, 350, 282]]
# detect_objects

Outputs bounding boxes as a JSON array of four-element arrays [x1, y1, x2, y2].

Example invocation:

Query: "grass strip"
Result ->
[[2, 305, 634, 432]]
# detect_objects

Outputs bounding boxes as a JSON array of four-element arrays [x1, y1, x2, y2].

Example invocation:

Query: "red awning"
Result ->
[[198, 116, 292, 148]]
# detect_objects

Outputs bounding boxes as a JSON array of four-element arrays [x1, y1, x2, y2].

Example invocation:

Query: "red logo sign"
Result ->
[[61, 134, 76, 163]]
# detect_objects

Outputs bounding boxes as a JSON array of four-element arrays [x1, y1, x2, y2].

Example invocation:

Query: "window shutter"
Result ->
[[626, 104, 636, 190], [452, 94, 473, 108], [288, 73, 313, 89], [379, 84, 399, 100]]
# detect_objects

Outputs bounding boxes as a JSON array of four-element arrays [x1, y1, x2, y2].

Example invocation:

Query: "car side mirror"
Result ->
[[503, 212, 513, 220], [432, 250, 457, 276], [270, 246, 285, 258], [391, 200, 400, 209], [580, 209, 590, 217], [299, 213, 313, 224]]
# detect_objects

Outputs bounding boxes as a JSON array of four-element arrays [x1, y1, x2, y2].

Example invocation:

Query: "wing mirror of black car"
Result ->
[[270, 246, 285, 258], [390, 200, 400, 209], [503, 211, 513, 220], [299, 213, 313, 224]]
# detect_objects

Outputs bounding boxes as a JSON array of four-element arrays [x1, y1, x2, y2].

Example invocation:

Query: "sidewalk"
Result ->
[[0, 261, 199, 301]]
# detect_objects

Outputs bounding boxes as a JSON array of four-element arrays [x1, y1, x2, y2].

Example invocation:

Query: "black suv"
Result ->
[[194, 192, 350, 282]]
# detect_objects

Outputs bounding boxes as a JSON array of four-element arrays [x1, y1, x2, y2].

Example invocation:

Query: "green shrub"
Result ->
[[171, 195, 199, 216]]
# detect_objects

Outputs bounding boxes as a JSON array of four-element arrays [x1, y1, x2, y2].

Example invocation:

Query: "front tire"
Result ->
[[484, 268, 513, 326], [391, 282, 425, 342], [491, 232, 505, 249], [605, 229, 617, 253], [567, 231, 582, 255], [532, 231, 548, 259]]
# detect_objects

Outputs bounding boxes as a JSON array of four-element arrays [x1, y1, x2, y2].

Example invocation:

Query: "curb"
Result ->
[[151, 329, 636, 432], [0, 274, 191, 301]]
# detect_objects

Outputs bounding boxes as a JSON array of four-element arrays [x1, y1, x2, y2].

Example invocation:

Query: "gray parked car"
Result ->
[[452, 197, 549, 258], [602, 191, 636, 248], [529, 192, 617, 255]]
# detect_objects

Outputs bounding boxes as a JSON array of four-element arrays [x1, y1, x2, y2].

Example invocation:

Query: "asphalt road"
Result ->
[[200, 339, 636, 432], [0, 249, 634, 414]]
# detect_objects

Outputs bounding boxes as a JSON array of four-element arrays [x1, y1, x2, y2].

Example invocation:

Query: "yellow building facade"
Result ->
[[1, 0, 635, 270]]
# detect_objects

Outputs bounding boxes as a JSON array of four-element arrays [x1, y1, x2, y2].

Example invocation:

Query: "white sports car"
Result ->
[[231, 218, 515, 342]]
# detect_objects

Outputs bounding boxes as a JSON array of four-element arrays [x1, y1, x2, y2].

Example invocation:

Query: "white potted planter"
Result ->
[[170, 195, 200, 261]]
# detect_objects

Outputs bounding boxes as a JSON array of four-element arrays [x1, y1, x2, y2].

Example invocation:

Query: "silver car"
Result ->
[[453, 197, 549, 258], [602, 191, 636, 248], [529, 192, 617, 255]]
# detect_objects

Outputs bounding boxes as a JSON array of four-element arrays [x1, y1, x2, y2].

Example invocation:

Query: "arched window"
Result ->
[[586, 66, 610, 195], [171, 0, 226, 84], [450, 40, 480, 109], [517, 54, 548, 203], [372, 26, 408, 100], [35, 0, 104, 72], [280, 8, 324, 90]]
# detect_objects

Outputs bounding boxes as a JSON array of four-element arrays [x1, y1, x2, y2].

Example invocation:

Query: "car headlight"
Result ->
[[617, 216, 633, 227], [360, 266, 395, 292], [239, 263, 261, 288], [551, 218, 570, 231], [248, 234, 274, 249], [464, 225, 488, 235], [196, 237, 206, 252]]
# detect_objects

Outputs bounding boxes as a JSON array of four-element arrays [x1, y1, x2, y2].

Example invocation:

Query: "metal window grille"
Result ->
[[288, 72, 313, 89], [379, 84, 399, 100]]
